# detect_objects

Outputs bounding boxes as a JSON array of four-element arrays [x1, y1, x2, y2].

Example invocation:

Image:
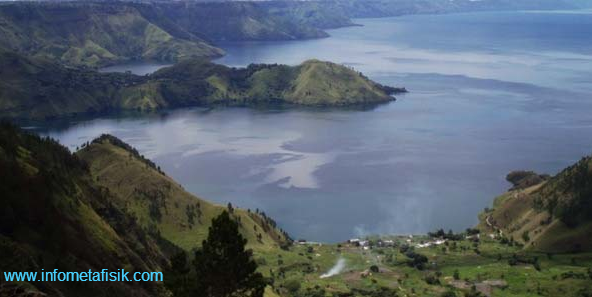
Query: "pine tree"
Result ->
[[193, 211, 266, 297], [165, 251, 192, 296]]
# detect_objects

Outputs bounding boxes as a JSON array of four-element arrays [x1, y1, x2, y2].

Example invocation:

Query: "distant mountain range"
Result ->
[[1, 0, 587, 68], [0, 1, 345, 67]]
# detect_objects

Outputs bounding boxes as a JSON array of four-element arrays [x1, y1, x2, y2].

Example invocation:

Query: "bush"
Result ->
[[522, 231, 530, 243], [256, 257, 267, 266], [284, 279, 301, 293], [506, 170, 548, 190], [424, 274, 440, 285], [405, 251, 428, 270]]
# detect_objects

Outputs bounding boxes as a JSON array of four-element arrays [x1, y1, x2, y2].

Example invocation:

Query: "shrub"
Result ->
[[522, 231, 530, 243], [405, 251, 428, 270], [284, 279, 301, 293], [424, 274, 440, 285]]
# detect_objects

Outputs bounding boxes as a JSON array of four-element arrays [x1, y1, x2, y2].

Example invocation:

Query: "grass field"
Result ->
[[256, 235, 592, 297]]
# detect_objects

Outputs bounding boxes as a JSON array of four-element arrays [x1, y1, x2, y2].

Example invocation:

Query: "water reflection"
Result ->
[[35, 10, 592, 242]]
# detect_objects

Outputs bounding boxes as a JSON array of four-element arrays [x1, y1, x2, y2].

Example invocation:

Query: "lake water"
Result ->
[[39, 10, 592, 242], [99, 61, 172, 76]]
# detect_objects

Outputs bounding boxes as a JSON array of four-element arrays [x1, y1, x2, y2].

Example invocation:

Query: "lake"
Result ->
[[35, 10, 592, 242]]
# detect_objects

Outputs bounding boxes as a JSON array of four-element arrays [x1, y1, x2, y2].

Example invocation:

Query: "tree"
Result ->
[[193, 211, 266, 297], [165, 251, 192, 297]]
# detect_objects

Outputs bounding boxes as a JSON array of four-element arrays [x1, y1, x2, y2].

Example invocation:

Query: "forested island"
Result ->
[[0, 48, 404, 120]]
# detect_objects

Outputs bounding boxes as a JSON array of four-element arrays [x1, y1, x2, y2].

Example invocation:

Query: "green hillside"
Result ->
[[150, 59, 403, 106], [0, 1, 353, 67], [77, 134, 290, 252], [0, 123, 169, 296], [0, 50, 404, 120], [0, 0, 581, 68], [0, 124, 290, 296], [138, 2, 333, 42], [0, 2, 223, 67], [285, 59, 401, 105], [479, 155, 592, 253], [0, 48, 129, 119]]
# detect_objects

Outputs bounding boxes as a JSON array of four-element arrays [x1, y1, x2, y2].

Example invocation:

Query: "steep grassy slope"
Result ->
[[77, 134, 290, 252], [0, 124, 291, 296], [0, 123, 170, 297], [285, 60, 400, 105], [0, 50, 404, 120], [479, 156, 592, 253], [0, 2, 222, 67]]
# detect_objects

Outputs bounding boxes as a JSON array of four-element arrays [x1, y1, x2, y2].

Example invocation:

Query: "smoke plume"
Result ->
[[320, 257, 346, 278]]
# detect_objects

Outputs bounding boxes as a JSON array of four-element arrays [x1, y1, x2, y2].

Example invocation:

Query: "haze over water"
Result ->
[[37, 10, 592, 242]]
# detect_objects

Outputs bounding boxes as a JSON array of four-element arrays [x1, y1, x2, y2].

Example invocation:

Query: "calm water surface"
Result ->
[[36, 11, 592, 242], [99, 61, 172, 76]]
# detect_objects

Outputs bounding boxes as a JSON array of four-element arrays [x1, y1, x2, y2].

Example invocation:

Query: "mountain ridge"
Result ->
[[77, 134, 291, 251], [0, 2, 224, 67], [0, 123, 290, 296]]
